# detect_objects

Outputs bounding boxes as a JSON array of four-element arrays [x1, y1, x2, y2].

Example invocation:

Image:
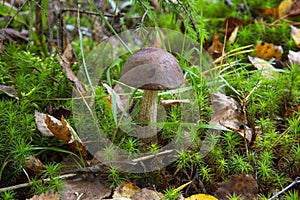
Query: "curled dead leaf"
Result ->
[[59, 44, 87, 95], [45, 115, 87, 157], [208, 32, 224, 59], [0, 85, 17, 98], [35, 111, 86, 157], [248, 56, 277, 78], [223, 17, 243, 40], [290, 25, 300, 48], [35, 110, 60, 137], [23, 155, 45, 175], [0, 28, 28, 44], [209, 93, 252, 141], [288, 50, 300, 65]]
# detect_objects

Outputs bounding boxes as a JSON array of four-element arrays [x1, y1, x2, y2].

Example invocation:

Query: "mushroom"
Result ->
[[120, 47, 184, 137]]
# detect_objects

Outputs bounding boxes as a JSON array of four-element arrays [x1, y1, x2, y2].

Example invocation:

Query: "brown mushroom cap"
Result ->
[[120, 47, 184, 90]]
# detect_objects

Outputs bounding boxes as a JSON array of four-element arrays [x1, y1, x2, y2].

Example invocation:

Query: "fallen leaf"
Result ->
[[46, 104, 71, 119], [214, 174, 258, 200], [59, 44, 87, 95], [228, 26, 239, 44], [209, 93, 252, 141], [254, 41, 283, 60], [223, 17, 243, 38], [248, 56, 277, 78], [287, 0, 300, 17], [260, 7, 279, 19], [278, 0, 294, 18], [290, 25, 300, 48], [23, 155, 45, 175], [285, 105, 300, 118], [26, 191, 59, 200], [61, 175, 111, 200], [45, 114, 87, 157], [131, 188, 163, 200], [103, 83, 127, 115], [113, 182, 141, 199], [35, 110, 61, 137], [0, 28, 28, 44], [288, 50, 300, 65], [208, 32, 224, 59], [0, 85, 17, 97], [35, 111, 87, 157], [185, 194, 218, 200]]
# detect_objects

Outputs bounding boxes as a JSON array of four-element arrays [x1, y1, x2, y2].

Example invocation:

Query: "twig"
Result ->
[[4, 0, 29, 28], [269, 177, 300, 200], [0, 173, 77, 192]]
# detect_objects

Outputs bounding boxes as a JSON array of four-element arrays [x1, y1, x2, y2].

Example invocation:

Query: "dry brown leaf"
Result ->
[[23, 155, 45, 175], [61, 175, 111, 200], [287, 0, 300, 17], [278, 0, 294, 18], [0, 85, 17, 97], [223, 17, 243, 38], [35, 110, 61, 137], [0, 28, 28, 44], [209, 93, 252, 141], [45, 114, 87, 157], [131, 188, 163, 200], [290, 25, 300, 48], [46, 115, 71, 142], [27, 191, 59, 200], [261, 7, 279, 19], [214, 174, 258, 200], [46, 104, 71, 119], [208, 32, 224, 59], [248, 56, 277, 78], [59, 44, 87, 95], [254, 41, 283, 60], [113, 182, 141, 199], [285, 105, 300, 118], [288, 50, 300, 64], [35, 111, 87, 157], [185, 194, 218, 200]]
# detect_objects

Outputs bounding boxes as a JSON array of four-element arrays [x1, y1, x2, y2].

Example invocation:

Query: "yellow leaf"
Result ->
[[185, 194, 218, 200], [174, 181, 192, 193], [290, 25, 300, 48], [228, 26, 239, 44], [278, 0, 293, 18], [254, 41, 283, 60]]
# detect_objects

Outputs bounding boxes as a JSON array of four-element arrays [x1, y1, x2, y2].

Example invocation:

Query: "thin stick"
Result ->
[[269, 177, 300, 200], [0, 173, 77, 192]]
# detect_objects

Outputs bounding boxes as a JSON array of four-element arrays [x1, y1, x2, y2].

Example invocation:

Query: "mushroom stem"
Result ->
[[138, 90, 158, 126]]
